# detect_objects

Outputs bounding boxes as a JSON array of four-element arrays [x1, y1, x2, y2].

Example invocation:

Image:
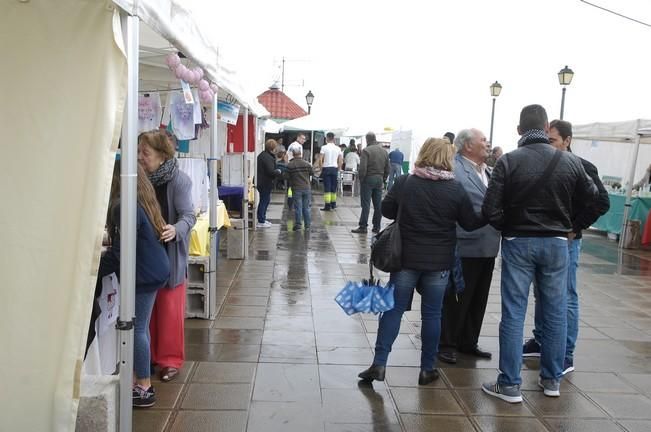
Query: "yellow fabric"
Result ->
[[0, 2, 126, 431], [287, 187, 293, 198], [189, 204, 231, 256]]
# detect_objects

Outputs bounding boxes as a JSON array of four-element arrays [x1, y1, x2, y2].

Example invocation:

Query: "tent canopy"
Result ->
[[573, 119, 651, 144], [280, 113, 348, 135], [115, 0, 269, 117]]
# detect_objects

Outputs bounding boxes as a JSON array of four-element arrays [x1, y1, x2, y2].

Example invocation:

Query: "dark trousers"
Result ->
[[440, 257, 495, 350], [358, 176, 383, 230], [257, 188, 272, 223]]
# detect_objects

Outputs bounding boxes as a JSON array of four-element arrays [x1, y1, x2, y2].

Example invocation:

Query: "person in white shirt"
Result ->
[[319, 132, 343, 211], [287, 133, 306, 162], [345, 149, 360, 172]]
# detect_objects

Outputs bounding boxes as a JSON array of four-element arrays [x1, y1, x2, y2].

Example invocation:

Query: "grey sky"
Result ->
[[192, 0, 650, 151]]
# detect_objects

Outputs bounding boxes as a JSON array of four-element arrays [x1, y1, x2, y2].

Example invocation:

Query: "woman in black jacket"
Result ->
[[359, 138, 485, 385]]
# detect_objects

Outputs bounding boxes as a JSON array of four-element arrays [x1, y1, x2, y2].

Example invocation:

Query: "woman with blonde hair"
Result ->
[[359, 137, 485, 385], [99, 163, 171, 407], [138, 130, 196, 382]]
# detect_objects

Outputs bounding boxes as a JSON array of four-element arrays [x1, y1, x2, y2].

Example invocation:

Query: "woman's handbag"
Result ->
[[370, 177, 407, 273]]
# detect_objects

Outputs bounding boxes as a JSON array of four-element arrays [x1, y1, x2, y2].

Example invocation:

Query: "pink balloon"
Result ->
[[199, 79, 209, 91], [210, 83, 218, 93], [175, 64, 186, 79], [182, 69, 194, 83], [167, 53, 181, 68], [191, 71, 202, 84], [194, 67, 204, 80]]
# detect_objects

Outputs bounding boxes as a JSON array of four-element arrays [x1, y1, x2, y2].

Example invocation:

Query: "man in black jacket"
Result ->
[[522, 119, 610, 375], [481, 105, 598, 403], [256, 139, 281, 227]]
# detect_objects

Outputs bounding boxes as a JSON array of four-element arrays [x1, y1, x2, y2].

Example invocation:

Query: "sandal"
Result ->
[[160, 367, 179, 382]]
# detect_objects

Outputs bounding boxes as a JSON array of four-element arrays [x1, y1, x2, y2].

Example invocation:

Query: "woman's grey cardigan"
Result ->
[[164, 168, 196, 287]]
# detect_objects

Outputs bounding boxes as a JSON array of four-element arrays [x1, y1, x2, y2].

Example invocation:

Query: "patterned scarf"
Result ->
[[412, 166, 455, 181], [517, 129, 550, 147], [148, 158, 178, 186]]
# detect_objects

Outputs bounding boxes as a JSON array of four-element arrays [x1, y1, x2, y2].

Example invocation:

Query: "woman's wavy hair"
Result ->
[[138, 129, 175, 161], [415, 137, 455, 171], [108, 162, 167, 238]]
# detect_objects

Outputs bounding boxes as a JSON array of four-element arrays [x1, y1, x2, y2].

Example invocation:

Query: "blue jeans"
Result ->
[[498, 237, 568, 386], [257, 188, 271, 223], [374, 269, 449, 371], [533, 238, 581, 361], [387, 163, 402, 190], [293, 189, 312, 227], [358, 176, 383, 230], [134, 290, 157, 379]]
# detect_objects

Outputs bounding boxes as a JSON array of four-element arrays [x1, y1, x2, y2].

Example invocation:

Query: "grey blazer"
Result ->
[[164, 168, 196, 287], [454, 153, 500, 258]]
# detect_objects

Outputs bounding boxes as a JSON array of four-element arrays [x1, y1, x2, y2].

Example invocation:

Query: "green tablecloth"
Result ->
[[592, 193, 651, 234]]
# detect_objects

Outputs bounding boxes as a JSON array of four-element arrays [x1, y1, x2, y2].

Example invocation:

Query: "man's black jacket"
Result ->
[[482, 142, 598, 237]]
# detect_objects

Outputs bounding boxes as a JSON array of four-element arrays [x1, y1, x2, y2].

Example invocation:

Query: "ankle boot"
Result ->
[[418, 369, 440, 386], [358, 365, 386, 382]]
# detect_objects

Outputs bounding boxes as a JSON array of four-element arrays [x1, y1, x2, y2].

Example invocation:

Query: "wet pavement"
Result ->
[[135, 192, 651, 432]]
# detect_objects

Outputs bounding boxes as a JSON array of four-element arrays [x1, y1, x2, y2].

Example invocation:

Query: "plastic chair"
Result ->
[[339, 171, 356, 196]]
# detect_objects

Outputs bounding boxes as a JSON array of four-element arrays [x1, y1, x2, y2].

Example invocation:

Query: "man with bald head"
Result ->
[[438, 128, 500, 364]]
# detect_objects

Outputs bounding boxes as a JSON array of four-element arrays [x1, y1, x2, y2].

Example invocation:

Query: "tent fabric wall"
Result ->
[[0, 2, 126, 431]]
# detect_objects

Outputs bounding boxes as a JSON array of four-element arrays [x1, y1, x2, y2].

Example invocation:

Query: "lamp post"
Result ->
[[558, 65, 574, 120], [305, 90, 314, 114], [489, 81, 502, 145]]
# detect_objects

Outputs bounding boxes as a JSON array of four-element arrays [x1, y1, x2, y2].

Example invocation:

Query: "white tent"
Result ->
[[1, 1, 262, 431], [573, 119, 651, 247], [280, 113, 349, 135]]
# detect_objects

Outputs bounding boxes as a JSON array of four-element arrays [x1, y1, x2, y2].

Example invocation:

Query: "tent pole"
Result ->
[[310, 130, 314, 165], [209, 91, 220, 318], [243, 106, 250, 258], [118, 13, 139, 432], [619, 120, 642, 249]]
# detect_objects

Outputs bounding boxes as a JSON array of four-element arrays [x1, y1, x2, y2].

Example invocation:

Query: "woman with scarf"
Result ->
[[358, 137, 485, 386], [138, 130, 196, 382]]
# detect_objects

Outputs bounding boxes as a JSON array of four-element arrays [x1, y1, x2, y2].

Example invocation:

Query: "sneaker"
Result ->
[[538, 377, 560, 397], [133, 385, 156, 408], [481, 381, 522, 403], [562, 359, 574, 375], [522, 338, 541, 358], [258, 221, 272, 228]]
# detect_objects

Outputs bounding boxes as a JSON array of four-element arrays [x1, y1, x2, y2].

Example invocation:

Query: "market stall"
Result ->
[[2, 1, 266, 431]]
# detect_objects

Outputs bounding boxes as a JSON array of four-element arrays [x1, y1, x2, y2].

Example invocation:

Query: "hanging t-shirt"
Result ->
[[321, 143, 343, 168], [138, 92, 161, 132], [169, 92, 197, 140]]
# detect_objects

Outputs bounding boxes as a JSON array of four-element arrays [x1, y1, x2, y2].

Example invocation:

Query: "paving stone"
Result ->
[[588, 393, 651, 419], [168, 411, 247, 432], [181, 383, 251, 410], [133, 410, 170, 432]]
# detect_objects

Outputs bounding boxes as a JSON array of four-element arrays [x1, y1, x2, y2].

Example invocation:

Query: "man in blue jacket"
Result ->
[[439, 129, 500, 364], [387, 147, 404, 189]]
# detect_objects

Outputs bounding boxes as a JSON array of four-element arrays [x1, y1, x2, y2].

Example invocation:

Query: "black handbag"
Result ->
[[370, 177, 407, 273]]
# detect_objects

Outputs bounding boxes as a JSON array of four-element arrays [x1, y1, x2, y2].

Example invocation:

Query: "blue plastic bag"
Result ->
[[334, 281, 395, 316]]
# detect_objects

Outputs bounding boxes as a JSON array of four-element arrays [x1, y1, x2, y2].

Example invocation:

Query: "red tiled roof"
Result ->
[[257, 87, 307, 120]]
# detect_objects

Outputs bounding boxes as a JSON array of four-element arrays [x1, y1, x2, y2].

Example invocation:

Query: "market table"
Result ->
[[217, 185, 244, 214], [592, 193, 651, 235], [189, 203, 231, 256]]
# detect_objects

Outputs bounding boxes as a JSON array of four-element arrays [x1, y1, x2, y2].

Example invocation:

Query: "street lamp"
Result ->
[[489, 81, 502, 145], [557, 65, 574, 120], [305, 90, 314, 114]]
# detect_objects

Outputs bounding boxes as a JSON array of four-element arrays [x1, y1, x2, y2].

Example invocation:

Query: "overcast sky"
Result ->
[[191, 0, 650, 151]]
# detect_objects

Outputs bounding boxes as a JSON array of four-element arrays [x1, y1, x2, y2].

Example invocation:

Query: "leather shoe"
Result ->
[[160, 367, 179, 382], [358, 365, 386, 382], [418, 369, 440, 386], [459, 346, 492, 359], [351, 227, 368, 234], [437, 351, 457, 364]]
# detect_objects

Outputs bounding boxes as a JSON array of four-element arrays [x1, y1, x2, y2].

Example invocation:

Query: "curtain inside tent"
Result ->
[[0, 1, 126, 430]]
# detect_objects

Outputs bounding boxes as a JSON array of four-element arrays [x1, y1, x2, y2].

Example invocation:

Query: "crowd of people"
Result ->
[[357, 104, 609, 404]]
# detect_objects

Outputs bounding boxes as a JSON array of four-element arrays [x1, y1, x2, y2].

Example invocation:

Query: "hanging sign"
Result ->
[[180, 80, 194, 104], [217, 101, 240, 125]]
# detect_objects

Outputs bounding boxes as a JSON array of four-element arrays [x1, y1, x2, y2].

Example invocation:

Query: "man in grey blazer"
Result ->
[[439, 128, 500, 363]]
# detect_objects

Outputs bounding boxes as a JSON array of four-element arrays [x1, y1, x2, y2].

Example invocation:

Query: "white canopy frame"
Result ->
[[573, 120, 651, 248]]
